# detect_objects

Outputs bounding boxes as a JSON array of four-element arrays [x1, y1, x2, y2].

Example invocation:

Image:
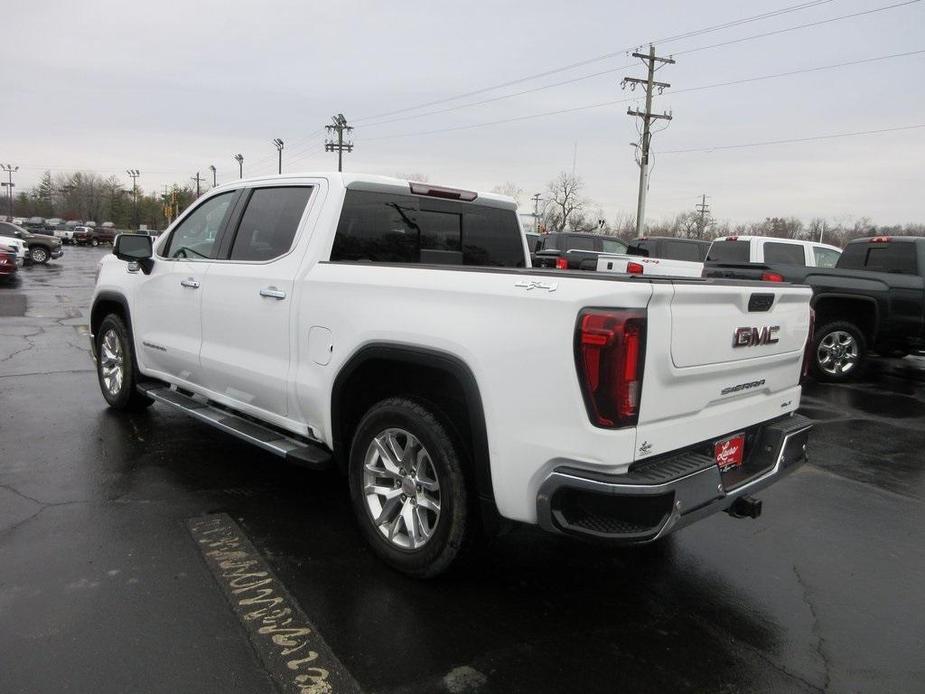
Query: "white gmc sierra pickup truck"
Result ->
[[90, 173, 813, 577]]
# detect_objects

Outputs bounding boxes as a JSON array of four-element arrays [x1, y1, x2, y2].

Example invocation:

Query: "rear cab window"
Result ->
[[661, 239, 703, 262], [838, 241, 918, 275], [706, 239, 750, 263], [331, 190, 525, 267], [763, 241, 806, 266]]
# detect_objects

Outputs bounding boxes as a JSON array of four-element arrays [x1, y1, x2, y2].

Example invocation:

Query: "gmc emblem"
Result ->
[[733, 325, 780, 347]]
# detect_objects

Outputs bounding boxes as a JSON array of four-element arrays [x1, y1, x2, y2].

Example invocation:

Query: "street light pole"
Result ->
[[1, 164, 18, 218], [234, 154, 244, 179], [126, 169, 140, 229], [208, 164, 216, 187], [273, 138, 284, 174]]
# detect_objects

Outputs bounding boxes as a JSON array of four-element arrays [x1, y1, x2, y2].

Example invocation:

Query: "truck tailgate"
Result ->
[[670, 283, 809, 367], [634, 281, 812, 462]]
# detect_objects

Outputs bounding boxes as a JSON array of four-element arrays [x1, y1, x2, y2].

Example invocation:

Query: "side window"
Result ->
[[229, 186, 313, 262], [601, 238, 627, 254], [763, 242, 806, 265], [164, 192, 234, 259], [813, 247, 841, 268]]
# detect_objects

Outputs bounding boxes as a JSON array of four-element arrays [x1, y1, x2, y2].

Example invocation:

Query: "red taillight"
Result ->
[[575, 309, 646, 428], [555, 256, 568, 270], [626, 261, 644, 275], [802, 308, 816, 380], [761, 271, 784, 282]]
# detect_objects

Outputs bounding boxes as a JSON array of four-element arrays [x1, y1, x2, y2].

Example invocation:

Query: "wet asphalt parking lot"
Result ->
[[1, 246, 924, 694]]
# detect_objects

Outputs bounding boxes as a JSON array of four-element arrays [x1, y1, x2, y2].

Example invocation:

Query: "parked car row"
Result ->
[[0, 221, 64, 265]]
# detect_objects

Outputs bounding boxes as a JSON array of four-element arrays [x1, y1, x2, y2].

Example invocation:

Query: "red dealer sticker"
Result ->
[[714, 433, 746, 473]]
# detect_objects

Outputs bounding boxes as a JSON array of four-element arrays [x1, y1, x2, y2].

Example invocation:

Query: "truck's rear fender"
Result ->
[[330, 343, 496, 514], [811, 293, 879, 343]]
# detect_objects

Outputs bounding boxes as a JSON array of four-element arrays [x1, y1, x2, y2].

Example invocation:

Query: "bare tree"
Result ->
[[542, 172, 585, 232], [491, 181, 523, 205], [394, 172, 429, 182]]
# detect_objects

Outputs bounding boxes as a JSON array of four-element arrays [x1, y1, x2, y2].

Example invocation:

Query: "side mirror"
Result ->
[[113, 233, 154, 273]]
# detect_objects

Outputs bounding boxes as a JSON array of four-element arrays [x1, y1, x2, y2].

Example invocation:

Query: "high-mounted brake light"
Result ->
[[575, 309, 647, 428], [726, 236, 739, 241], [408, 182, 478, 202], [626, 261, 644, 275], [761, 271, 784, 282], [870, 235, 891, 243], [555, 256, 568, 270]]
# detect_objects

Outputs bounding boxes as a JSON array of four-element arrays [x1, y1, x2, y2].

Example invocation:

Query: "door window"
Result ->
[[813, 247, 841, 268], [164, 192, 235, 259], [661, 240, 703, 262], [601, 238, 627, 254], [229, 186, 313, 261], [763, 242, 806, 265]]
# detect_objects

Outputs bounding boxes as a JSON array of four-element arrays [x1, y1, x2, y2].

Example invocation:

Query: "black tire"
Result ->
[[811, 320, 867, 383], [30, 246, 49, 264], [95, 314, 153, 411], [348, 397, 472, 578]]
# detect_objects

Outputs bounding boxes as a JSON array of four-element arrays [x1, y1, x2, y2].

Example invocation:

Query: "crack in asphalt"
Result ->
[[0, 328, 45, 363], [793, 564, 832, 692]]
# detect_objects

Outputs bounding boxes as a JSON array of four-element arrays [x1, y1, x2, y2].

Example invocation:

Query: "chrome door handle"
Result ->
[[259, 287, 287, 300], [180, 279, 200, 289]]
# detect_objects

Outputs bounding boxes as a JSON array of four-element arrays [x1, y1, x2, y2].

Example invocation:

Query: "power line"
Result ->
[[361, 47, 925, 142], [352, 0, 844, 123], [659, 123, 925, 154], [673, 0, 921, 57], [358, 3, 921, 132], [324, 114, 354, 172]]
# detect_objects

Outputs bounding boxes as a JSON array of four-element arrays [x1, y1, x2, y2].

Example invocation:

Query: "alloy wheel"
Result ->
[[31, 247, 47, 263], [363, 427, 441, 550], [99, 329, 125, 396], [817, 330, 859, 376]]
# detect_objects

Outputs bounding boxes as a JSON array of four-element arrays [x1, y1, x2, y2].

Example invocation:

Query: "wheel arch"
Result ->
[[331, 343, 496, 514], [90, 291, 133, 344], [811, 293, 880, 344]]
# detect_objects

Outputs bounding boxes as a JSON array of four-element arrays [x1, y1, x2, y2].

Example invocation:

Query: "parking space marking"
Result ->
[[189, 514, 361, 694]]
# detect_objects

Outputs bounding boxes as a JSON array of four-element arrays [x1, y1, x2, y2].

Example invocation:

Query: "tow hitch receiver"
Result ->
[[728, 495, 762, 519]]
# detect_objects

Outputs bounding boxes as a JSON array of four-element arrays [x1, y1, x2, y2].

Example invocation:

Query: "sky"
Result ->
[[2, 0, 924, 225]]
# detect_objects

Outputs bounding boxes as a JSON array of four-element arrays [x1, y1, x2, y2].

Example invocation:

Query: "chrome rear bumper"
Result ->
[[536, 414, 812, 543]]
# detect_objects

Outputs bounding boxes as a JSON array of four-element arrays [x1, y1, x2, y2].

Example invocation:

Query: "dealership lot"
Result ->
[[1, 247, 923, 693]]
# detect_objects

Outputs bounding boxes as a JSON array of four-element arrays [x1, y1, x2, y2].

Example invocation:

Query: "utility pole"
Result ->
[[695, 194, 711, 238], [324, 114, 354, 172], [624, 45, 675, 236], [208, 164, 217, 187], [273, 138, 284, 174], [1, 164, 17, 218], [234, 154, 244, 178], [191, 172, 204, 197], [531, 193, 542, 233], [126, 169, 140, 229]]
